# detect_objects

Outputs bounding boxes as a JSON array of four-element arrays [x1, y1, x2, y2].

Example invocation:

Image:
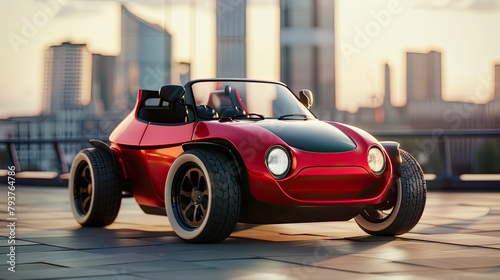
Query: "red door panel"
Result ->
[[140, 123, 195, 147], [140, 123, 196, 202], [109, 113, 148, 146]]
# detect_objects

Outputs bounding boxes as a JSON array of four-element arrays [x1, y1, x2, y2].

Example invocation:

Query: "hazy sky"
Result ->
[[1, 0, 500, 118], [338, 0, 500, 110]]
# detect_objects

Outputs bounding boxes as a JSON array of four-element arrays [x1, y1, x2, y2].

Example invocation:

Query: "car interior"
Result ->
[[137, 85, 252, 123], [204, 85, 248, 119], [137, 90, 188, 124]]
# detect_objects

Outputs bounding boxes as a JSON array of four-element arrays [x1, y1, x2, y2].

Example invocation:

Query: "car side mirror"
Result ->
[[299, 89, 313, 109], [160, 85, 185, 103]]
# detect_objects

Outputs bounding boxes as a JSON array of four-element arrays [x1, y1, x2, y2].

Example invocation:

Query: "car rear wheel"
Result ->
[[165, 149, 241, 243], [355, 149, 426, 235], [69, 148, 122, 227]]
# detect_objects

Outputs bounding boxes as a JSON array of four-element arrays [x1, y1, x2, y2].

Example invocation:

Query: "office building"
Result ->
[[92, 54, 117, 114], [42, 42, 93, 115], [280, 0, 335, 120], [406, 51, 442, 103], [116, 5, 172, 109], [216, 0, 247, 78]]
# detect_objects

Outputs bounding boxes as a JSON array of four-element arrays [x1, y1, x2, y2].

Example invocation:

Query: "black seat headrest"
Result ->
[[197, 105, 219, 119], [160, 85, 185, 103], [220, 106, 246, 119]]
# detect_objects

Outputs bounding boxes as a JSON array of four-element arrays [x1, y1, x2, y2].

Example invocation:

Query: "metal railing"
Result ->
[[372, 129, 500, 190], [0, 138, 92, 186], [1, 129, 499, 190]]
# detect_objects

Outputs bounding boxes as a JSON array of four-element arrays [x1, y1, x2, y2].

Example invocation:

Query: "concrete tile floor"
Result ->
[[1, 186, 500, 279]]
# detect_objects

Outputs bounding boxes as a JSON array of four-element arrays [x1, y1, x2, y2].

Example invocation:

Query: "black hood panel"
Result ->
[[257, 120, 356, 153]]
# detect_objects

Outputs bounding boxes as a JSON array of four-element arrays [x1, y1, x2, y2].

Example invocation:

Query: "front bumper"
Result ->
[[246, 147, 394, 207]]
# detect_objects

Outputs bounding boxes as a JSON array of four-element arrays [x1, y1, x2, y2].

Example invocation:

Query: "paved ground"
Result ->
[[1, 186, 500, 280]]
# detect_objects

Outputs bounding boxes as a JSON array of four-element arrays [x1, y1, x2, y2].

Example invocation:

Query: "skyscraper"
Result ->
[[495, 64, 500, 101], [216, 0, 246, 78], [92, 54, 116, 114], [116, 5, 172, 109], [382, 62, 393, 123], [280, 0, 335, 120], [406, 51, 442, 102], [42, 42, 92, 115]]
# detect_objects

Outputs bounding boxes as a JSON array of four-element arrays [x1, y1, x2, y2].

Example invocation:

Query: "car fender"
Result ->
[[89, 139, 131, 193], [89, 139, 113, 159], [328, 122, 399, 179], [182, 141, 243, 177], [380, 141, 401, 179], [192, 121, 287, 164]]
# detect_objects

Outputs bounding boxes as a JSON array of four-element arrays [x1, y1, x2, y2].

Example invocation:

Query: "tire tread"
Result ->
[[355, 149, 427, 235], [73, 148, 121, 227], [391, 149, 427, 234], [182, 149, 241, 243]]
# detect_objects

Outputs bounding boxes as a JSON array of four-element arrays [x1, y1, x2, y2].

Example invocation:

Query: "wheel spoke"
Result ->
[[380, 210, 389, 219], [193, 204, 200, 222], [188, 170, 199, 189], [199, 203, 207, 217], [382, 207, 393, 216], [83, 166, 92, 184], [194, 204, 206, 224], [79, 186, 87, 194], [198, 174, 208, 219], [182, 201, 195, 222], [174, 164, 211, 228], [366, 208, 384, 220], [201, 189, 208, 197], [179, 189, 191, 198], [197, 171, 204, 189], [181, 175, 193, 192], [74, 162, 94, 216], [82, 196, 91, 213]]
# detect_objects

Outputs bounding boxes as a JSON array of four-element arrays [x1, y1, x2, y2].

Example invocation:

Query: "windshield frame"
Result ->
[[184, 78, 317, 121]]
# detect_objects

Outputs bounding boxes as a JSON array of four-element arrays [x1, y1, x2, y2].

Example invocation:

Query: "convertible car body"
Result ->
[[69, 79, 426, 243]]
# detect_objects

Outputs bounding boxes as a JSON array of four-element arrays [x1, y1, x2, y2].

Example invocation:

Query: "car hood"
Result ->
[[255, 120, 356, 153]]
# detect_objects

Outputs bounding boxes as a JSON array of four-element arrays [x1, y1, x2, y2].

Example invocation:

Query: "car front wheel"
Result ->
[[355, 149, 426, 235], [165, 149, 241, 243]]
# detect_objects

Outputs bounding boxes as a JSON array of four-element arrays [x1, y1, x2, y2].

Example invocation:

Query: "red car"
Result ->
[[69, 79, 426, 243]]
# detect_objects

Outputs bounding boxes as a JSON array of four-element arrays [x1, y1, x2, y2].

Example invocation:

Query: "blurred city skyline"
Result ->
[[2, 0, 500, 118]]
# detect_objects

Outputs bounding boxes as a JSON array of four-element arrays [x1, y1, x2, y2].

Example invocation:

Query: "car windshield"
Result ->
[[190, 80, 315, 120]]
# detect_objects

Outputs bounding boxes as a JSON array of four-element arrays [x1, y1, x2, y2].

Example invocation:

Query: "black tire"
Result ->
[[355, 149, 426, 235], [69, 148, 121, 227], [165, 149, 241, 243]]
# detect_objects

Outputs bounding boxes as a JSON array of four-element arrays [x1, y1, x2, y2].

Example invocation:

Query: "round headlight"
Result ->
[[368, 147, 385, 175], [265, 146, 291, 179]]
